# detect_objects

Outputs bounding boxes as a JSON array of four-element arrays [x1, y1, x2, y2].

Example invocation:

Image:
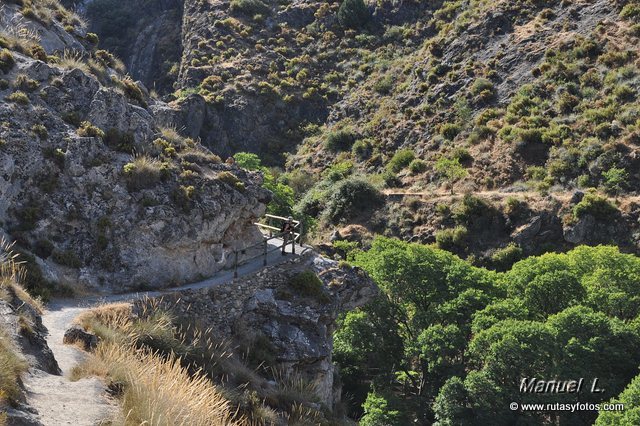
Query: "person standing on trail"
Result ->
[[281, 216, 294, 255]]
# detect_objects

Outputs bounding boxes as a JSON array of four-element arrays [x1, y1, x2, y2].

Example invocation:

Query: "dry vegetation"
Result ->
[[0, 238, 40, 408], [72, 300, 331, 425]]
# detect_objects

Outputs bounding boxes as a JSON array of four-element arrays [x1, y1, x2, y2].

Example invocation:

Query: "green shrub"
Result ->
[[573, 192, 618, 220], [601, 167, 628, 195], [452, 194, 492, 225], [435, 226, 468, 251], [517, 128, 543, 145], [230, 0, 270, 15], [352, 139, 372, 159], [374, 74, 394, 94], [614, 84, 635, 102], [324, 161, 354, 182], [620, 4, 640, 20], [325, 128, 357, 152], [123, 156, 162, 191], [104, 128, 135, 152], [386, 149, 415, 173], [408, 159, 427, 174], [6, 91, 29, 105], [0, 49, 15, 73], [217, 171, 245, 192], [470, 78, 494, 96], [77, 121, 105, 138], [526, 166, 546, 181], [326, 177, 384, 223], [51, 249, 82, 268], [491, 244, 523, 272], [337, 0, 370, 29], [286, 271, 330, 303], [440, 123, 461, 140], [31, 124, 48, 139], [435, 158, 467, 191]]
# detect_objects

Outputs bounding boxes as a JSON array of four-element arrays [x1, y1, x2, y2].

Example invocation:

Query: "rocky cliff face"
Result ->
[[0, 3, 270, 293], [147, 251, 378, 409]]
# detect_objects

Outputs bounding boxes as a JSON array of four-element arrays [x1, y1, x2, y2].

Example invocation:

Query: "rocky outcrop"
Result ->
[[0, 8, 271, 293], [145, 251, 378, 409]]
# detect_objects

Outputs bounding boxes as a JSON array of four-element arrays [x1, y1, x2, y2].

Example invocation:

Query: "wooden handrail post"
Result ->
[[299, 220, 304, 245]]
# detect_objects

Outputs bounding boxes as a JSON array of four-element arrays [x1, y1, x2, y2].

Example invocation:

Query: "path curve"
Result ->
[[23, 239, 308, 426]]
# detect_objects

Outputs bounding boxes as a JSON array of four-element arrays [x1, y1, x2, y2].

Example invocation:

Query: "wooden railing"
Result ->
[[231, 214, 303, 278]]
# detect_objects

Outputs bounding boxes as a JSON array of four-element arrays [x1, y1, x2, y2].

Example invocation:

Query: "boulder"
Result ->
[[63, 326, 98, 351], [570, 190, 585, 204], [563, 215, 596, 244], [512, 216, 542, 244]]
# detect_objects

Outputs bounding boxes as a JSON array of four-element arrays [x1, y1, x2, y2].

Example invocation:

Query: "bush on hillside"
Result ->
[[573, 192, 618, 220], [0, 49, 15, 73], [325, 128, 357, 152], [386, 150, 415, 173], [230, 0, 270, 16], [326, 177, 383, 223], [338, 0, 370, 29]]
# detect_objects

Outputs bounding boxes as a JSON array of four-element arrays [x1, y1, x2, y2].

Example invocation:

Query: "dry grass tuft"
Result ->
[[0, 237, 43, 312], [56, 49, 89, 73]]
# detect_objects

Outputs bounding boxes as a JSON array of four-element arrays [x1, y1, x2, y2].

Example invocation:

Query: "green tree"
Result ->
[[596, 373, 640, 425], [601, 166, 628, 194], [435, 158, 467, 194], [234, 152, 294, 216], [360, 391, 407, 426]]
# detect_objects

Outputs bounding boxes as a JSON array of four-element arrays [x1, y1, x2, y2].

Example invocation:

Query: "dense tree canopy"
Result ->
[[334, 238, 640, 424]]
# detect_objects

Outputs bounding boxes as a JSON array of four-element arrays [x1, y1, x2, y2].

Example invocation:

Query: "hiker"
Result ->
[[281, 216, 294, 255]]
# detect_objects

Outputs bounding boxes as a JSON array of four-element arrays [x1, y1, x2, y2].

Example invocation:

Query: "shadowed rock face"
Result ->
[[0, 6, 271, 293], [147, 251, 378, 409]]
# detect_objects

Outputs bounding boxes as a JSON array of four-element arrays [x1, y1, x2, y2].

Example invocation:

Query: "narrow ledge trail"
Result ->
[[23, 239, 308, 426]]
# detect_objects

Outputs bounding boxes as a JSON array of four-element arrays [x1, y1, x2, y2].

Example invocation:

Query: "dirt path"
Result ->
[[383, 188, 568, 201], [22, 239, 308, 426], [384, 188, 640, 206], [23, 305, 117, 426]]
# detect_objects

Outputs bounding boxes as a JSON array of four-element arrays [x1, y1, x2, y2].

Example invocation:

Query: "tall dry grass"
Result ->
[[0, 237, 43, 312], [0, 325, 28, 405], [86, 341, 244, 426], [0, 238, 31, 406]]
